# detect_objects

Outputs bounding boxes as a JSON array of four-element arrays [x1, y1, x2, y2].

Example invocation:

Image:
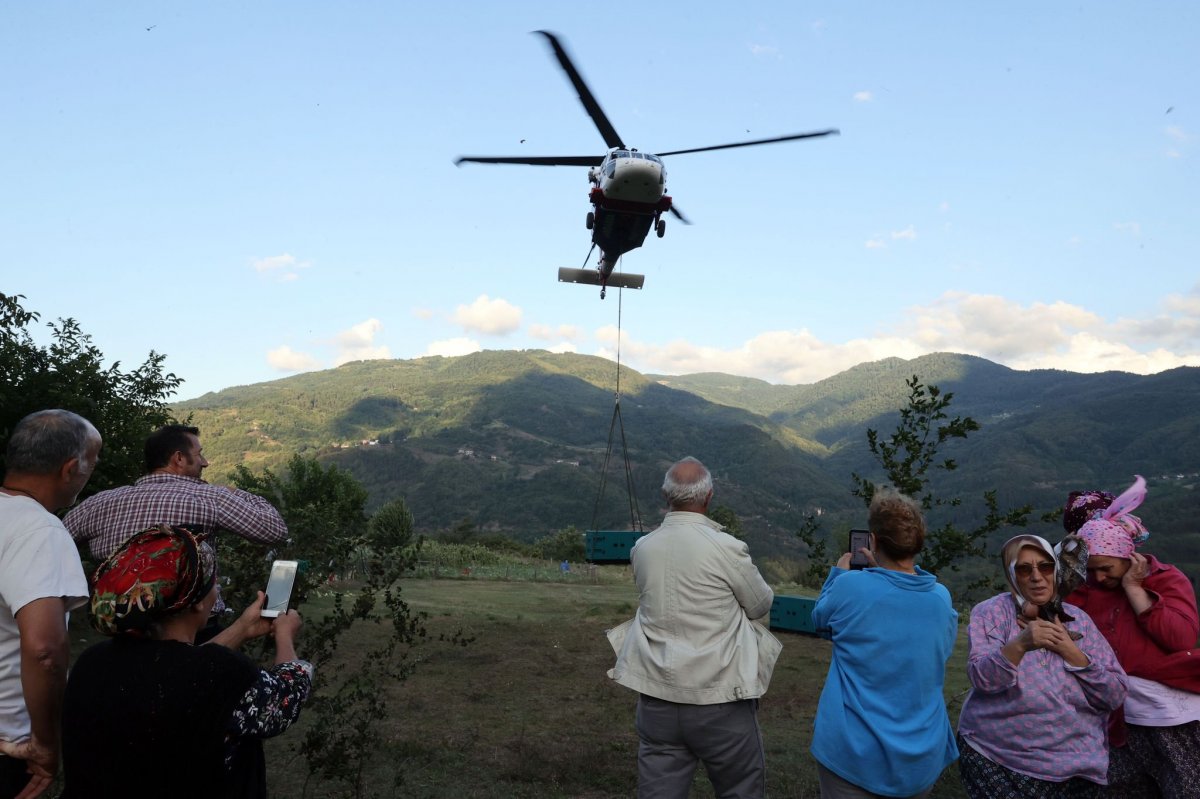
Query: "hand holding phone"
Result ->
[[261, 560, 299, 618], [848, 529, 872, 570]]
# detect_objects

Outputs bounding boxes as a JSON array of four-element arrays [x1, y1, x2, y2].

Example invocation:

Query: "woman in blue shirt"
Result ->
[[811, 489, 959, 798]]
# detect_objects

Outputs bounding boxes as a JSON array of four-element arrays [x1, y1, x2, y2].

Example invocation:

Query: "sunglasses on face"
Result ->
[[1014, 562, 1055, 578]]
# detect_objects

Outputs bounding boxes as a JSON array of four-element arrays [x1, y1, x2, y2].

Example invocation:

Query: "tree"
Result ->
[[534, 525, 586, 562], [849, 375, 1034, 598], [224, 454, 369, 609], [708, 505, 744, 540], [223, 457, 470, 797], [794, 514, 829, 589], [0, 293, 181, 491], [368, 498, 417, 551]]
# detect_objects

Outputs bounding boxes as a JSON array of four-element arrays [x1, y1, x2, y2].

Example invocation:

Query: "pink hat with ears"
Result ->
[[1076, 475, 1151, 559]]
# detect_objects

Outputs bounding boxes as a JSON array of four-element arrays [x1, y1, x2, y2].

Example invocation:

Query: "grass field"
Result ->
[[245, 571, 972, 798]]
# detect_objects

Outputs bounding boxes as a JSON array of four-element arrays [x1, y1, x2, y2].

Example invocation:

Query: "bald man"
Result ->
[[607, 457, 779, 799]]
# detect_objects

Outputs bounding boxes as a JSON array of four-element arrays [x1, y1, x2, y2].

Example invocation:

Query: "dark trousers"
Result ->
[[0, 755, 31, 799], [635, 694, 764, 799]]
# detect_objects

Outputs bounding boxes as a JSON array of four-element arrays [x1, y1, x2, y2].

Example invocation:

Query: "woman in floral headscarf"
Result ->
[[1065, 476, 1200, 798], [957, 534, 1126, 798], [54, 526, 311, 799]]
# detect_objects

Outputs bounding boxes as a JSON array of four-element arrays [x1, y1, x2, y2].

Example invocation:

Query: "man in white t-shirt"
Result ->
[[0, 410, 100, 799]]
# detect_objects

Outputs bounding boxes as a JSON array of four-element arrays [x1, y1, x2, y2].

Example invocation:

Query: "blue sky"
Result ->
[[3, 2, 1197, 400]]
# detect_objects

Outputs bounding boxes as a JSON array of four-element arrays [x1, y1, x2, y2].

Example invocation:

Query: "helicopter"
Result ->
[[456, 31, 839, 298]]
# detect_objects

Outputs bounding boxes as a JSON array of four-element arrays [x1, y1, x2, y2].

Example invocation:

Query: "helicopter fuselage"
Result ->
[[454, 31, 837, 299], [588, 149, 673, 278]]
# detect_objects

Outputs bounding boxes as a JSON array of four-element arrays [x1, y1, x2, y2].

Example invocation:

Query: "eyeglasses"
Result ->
[[1014, 562, 1055, 578]]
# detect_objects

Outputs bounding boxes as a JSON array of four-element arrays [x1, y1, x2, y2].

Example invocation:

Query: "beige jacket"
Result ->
[[606, 512, 780, 704]]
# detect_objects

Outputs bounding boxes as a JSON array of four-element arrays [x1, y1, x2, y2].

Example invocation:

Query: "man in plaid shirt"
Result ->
[[64, 424, 287, 620]]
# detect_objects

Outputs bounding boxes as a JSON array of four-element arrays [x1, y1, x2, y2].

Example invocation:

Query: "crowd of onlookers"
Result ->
[[2, 411, 1197, 799], [1, 411, 309, 799], [611, 459, 1198, 799]]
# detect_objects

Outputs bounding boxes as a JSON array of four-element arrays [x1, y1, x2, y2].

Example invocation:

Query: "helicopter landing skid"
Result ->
[[557, 267, 644, 297]]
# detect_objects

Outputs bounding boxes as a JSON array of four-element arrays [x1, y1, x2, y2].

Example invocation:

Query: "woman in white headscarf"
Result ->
[[957, 534, 1126, 798]]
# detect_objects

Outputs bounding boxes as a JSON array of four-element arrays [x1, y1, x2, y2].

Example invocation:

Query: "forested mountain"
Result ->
[[176, 351, 1199, 582]]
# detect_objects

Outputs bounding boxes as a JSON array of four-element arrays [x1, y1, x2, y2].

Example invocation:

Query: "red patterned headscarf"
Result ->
[[1063, 489, 1116, 534], [89, 525, 218, 637]]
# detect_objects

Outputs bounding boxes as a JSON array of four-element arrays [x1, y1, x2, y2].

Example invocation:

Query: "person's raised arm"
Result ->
[[1124, 555, 1200, 652], [270, 609, 303, 665], [210, 485, 289, 545], [966, 600, 1023, 692], [208, 591, 271, 649]]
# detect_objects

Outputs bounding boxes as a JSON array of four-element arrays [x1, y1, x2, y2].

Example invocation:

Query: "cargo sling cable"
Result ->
[[590, 278, 643, 533]]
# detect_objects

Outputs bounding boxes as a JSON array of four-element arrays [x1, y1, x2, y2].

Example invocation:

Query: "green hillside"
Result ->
[[176, 351, 1200, 582]]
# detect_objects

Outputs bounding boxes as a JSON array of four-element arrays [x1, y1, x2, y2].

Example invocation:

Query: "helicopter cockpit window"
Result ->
[[613, 149, 630, 159], [605, 159, 616, 178]]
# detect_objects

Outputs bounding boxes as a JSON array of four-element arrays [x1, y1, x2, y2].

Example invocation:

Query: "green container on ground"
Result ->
[[585, 530, 645, 564], [770, 594, 820, 635]]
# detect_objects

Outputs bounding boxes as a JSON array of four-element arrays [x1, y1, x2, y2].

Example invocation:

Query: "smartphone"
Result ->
[[848, 529, 872, 570], [261, 560, 299, 618]]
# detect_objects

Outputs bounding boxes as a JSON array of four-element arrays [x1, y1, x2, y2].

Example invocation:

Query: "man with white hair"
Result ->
[[607, 456, 779, 799], [0, 410, 100, 799]]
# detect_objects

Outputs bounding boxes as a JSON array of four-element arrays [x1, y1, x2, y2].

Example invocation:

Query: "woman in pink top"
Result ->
[[1064, 476, 1200, 798], [957, 534, 1127, 798]]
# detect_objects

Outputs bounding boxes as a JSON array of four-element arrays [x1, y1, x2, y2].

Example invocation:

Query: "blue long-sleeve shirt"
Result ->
[[811, 566, 959, 797]]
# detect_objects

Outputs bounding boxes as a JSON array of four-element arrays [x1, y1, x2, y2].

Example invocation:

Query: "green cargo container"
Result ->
[[585, 530, 645, 564], [770, 594, 824, 636]]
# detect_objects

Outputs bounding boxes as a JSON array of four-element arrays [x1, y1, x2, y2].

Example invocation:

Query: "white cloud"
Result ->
[[413, 307, 435, 320], [425, 337, 482, 358], [939, 201, 951, 213], [1165, 126, 1189, 158], [529, 323, 583, 341], [547, 342, 578, 354], [266, 346, 321, 372], [748, 43, 780, 58], [452, 294, 523, 335], [251, 253, 311, 282], [853, 91, 873, 102], [1113, 221, 1141, 236], [865, 226, 915, 248], [591, 291, 1200, 384], [594, 326, 925, 385], [332, 318, 391, 365]]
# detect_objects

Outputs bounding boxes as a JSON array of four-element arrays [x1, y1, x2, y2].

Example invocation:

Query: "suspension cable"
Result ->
[[589, 260, 642, 533]]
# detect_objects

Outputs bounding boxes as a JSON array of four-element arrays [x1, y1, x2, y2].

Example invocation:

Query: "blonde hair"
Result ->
[[868, 488, 926, 559]]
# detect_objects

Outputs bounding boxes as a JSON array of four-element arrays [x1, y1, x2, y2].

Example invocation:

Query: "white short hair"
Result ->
[[661, 457, 712, 507]]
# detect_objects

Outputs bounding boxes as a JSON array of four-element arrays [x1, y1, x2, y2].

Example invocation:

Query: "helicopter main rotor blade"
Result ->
[[657, 129, 840, 157], [669, 205, 691, 225], [455, 155, 605, 167], [535, 30, 625, 151]]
